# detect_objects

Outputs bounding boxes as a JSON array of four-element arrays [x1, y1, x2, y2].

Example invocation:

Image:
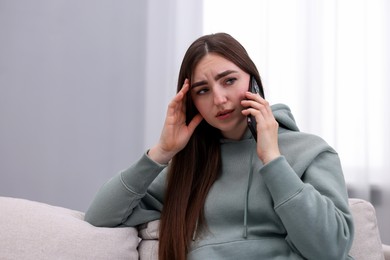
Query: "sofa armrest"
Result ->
[[383, 244, 390, 260], [0, 197, 140, 259], [348, 198, 385, 259]]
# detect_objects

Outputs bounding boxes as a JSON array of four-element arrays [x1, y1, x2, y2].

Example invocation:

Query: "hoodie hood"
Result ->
[[271, 104, 300, 132]]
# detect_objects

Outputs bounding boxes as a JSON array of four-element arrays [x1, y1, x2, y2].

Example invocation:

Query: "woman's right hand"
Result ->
[[148, 79, 203, 164]]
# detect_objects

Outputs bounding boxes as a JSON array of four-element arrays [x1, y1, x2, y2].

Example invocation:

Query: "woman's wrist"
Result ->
[[148, 145, 175, 165], [260, 151, 281, 165], [263, 156, 280, 165]]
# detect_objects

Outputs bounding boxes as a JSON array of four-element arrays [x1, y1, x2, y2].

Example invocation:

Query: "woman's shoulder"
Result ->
[[278, 130, 338, 175], [280, 129, 333, 149], [279, 129, 336, 157]]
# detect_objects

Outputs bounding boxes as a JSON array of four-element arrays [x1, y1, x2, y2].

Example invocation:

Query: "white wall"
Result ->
[[0, 0, 202, 212], [0, 0, 148, 211]]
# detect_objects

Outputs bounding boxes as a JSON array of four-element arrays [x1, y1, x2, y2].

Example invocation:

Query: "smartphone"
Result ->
[[247, 76, 260, 141]]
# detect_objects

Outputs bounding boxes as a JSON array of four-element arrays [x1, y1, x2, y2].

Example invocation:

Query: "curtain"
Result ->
[[203, 0, 390, 202], [143, 0, 203, 149]]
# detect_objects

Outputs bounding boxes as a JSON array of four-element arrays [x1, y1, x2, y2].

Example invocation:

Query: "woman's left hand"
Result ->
[[241, 92, 281, 164]]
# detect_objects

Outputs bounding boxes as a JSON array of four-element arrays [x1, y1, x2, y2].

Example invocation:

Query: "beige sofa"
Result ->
[[0, 196, 389, 259]]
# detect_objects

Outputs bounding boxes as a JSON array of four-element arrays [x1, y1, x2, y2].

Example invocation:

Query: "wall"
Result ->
[[0, 0, 148, 211], [0, 0, 203, 212]]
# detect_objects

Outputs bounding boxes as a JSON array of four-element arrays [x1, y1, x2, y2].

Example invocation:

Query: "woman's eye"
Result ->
[[196, 88, 209, 95], [225, 77, 237, 85]]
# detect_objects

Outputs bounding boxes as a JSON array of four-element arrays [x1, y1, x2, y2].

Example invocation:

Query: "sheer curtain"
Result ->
[[143, 0, 203, 150], [203, 0, 390, 201]]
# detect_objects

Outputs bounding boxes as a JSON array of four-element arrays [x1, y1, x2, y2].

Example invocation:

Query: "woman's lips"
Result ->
[[216, 109, 234, 120]]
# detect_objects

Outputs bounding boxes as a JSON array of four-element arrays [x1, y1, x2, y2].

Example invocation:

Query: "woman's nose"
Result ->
[[213, 87, 227, 105]]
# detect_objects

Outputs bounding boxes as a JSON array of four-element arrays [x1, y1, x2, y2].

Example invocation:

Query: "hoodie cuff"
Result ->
[[260, 156, 305, 208], [120, 151, 167, 195]]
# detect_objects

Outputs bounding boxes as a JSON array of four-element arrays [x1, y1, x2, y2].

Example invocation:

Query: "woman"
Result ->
[[85, 33, 354, 260]]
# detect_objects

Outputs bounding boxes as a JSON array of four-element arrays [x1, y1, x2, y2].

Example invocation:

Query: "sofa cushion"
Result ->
[[348, 198, 385, 260], [138, 220, 159, 259], [0, 196, 139, 260], [138, 219, 159, 239]]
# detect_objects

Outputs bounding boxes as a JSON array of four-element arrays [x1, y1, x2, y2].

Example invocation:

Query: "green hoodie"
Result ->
[[85, 104, 354, 259]]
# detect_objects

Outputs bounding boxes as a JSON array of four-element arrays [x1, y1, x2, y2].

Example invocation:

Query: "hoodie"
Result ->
[[85, 104, 354, 260]]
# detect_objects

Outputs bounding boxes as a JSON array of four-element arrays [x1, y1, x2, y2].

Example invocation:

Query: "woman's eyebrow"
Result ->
[[214, 70, 238, 81], [191, 70, 238, 89], [191, 80, 207, 89]]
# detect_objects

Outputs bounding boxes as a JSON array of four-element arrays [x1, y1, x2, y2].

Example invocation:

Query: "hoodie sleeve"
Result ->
[[84, 152, 167, 227], [260, 152, 354, 260]]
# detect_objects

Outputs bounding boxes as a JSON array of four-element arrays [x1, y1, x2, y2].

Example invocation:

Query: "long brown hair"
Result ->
[[158, 33, 264, 260]]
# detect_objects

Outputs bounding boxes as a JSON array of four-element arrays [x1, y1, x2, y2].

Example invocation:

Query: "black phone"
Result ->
[[247, 76, 260, 141]]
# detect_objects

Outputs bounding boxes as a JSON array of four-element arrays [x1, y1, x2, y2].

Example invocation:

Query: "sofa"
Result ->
[[0, 196, 389, 259]]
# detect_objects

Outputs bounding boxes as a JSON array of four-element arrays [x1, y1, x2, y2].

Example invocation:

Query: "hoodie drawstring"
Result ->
[[192, 218, 199, 241], [243, 148, 255, 238]]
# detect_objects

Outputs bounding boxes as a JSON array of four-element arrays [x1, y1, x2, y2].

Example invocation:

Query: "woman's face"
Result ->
[[190, 53, 250, 140]]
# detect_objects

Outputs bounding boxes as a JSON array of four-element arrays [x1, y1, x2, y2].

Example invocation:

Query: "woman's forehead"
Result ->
[[192, 54, 240, 78]]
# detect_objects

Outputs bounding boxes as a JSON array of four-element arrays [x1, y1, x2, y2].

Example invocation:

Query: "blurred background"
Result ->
[[1, 0, 389, 243]]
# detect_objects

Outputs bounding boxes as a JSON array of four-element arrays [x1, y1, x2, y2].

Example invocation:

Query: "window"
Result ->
[[203, 0, 389, 190]]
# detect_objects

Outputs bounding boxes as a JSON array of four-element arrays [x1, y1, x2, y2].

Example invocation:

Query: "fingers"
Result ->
[[188, 113, 203, 132], [243, 91, 269, 107], [170, 79, 191, 109], [241, 92, 280, 164], [175, 79, 190, 100], [165, 78, 201, 130], [167, 80, 189, 117], [241, 92, 278, 134], [241, 92, 273, 117]]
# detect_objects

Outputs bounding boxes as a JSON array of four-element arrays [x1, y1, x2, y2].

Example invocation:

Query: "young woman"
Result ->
[[85, 33, 354, 260]]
